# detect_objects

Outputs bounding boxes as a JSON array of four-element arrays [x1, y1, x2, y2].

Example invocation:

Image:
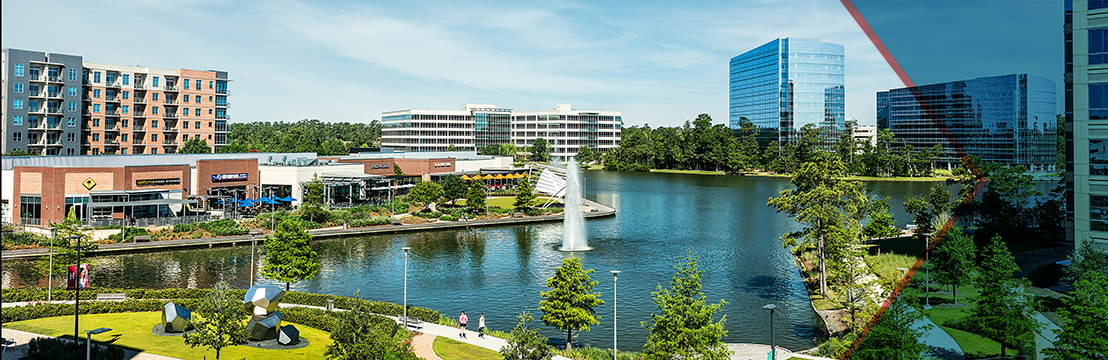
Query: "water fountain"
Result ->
[[560, 158, 591, 251]]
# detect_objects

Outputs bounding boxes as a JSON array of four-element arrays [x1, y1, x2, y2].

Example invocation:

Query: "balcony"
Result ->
[[133, 111, 146, 117], [164, 85, 179, 91], [46, 107, 63, 114], [104, 81, 121, 88], [215, 89, 228, 94], [27, 122, 62, 131], [47, 76, 65, 83], [164, 112, 178, 119], [164, 127, 179, 132], [216, 102, 230, 108], [215, 115, 230, 120], [162, 140, 178, 145], [133, 140, 146, 145], [47, 91, 63, 98], [104, 95, 120, 102], [133, 125, 146, 131], [134, 83, 146, 90], [29, 74, 44, 82], [27, 91, 46, 98], [105, 110, 121, 116], [30, 139, 63, 146], [105, 139, 120, 145], [104, 125, 121, 131], [133, 98, 147, 104], [163, 99, 179, 105]]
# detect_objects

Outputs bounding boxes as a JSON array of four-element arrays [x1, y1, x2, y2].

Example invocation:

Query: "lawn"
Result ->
[[454, 196, 554, 210], [925, 307, 1018, 358], [649, 169, 726, 175], [5, 311, 331, 360], [433, 336, 500, 360]]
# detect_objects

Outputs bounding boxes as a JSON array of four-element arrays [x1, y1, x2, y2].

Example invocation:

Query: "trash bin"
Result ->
[[326, 299, 334, 311]]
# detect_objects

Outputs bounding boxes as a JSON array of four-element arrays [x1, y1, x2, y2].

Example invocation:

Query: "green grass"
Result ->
[[5, 311, 331, 360], [433, 336, 501, 360], [454, 197, 551, 210], [649, 169, 726, 175], [925, 307, 1018, 359], [840, 175, 949, 182]]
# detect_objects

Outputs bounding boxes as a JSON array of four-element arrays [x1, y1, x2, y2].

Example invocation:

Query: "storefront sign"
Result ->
[[136, 178, 181, 186], [212, 173, 249, 182], [434, 162, 451, 167], [370, 164, 391, 169]]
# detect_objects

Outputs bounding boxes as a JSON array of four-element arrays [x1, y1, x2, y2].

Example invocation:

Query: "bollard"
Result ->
[[326, 299, 334, 311]]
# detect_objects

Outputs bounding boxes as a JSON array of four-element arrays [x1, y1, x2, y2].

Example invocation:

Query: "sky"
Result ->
[[2, 0, 1060, 128]]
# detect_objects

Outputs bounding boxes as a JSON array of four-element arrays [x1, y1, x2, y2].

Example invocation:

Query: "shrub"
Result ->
[[26, 336, 126, 360], [197, 218, 249, 236], [439, 215, 459, 221], [106, 227, 152, 243], [411, 211, 442, 219], [349, 217, 392, 228], [173, 223, 199, 233]]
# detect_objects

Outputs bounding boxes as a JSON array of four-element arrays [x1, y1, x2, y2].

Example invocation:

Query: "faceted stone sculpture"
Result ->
[[243, 284, 284, 315], [247, 311, 282, 340], [277, 324, 300, 346], [161, 302, 192, 333]]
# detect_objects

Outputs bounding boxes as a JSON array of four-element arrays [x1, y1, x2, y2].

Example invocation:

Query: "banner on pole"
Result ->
[[67, 264, 90, 290]]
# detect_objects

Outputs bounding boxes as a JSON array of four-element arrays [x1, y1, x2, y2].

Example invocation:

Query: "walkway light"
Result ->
[[403, 247, 412, 327], [610, 270, 620, 360], [763, 304, 777, 360], [86, 327, 112, 360]]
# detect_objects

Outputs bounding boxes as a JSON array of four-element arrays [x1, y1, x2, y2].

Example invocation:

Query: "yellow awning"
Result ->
[[494, 174, 506, 179], [483, 174, 496, 180], [460, 175, 472, 180]]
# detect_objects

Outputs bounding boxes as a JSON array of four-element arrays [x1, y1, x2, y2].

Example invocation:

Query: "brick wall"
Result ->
[[196, 159, 259, 197]]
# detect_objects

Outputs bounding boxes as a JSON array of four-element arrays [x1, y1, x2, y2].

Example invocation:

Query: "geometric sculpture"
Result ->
[[247, 311, 282, 341], [161, 302, 192, 333], [243, 284, 285, 315], [277, 324, 300, 346]]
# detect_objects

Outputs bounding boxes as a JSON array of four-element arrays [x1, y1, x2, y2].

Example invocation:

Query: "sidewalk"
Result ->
[[915, 313, 964, 360], [1, 328, 181, 360]]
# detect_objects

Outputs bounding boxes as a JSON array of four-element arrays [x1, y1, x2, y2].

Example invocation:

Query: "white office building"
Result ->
[[381, 104, 622, 161]]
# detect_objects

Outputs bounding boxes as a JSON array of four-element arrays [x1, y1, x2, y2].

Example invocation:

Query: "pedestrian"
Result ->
[[478, 313, 486, 338], [459, 311, 468, 338]]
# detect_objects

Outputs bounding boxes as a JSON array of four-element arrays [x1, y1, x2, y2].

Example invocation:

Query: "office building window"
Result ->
[[13, 132, 21, 142], [68, 102, 76, 111], [93, 133, 100, 141], [69, 68, 78, 81], [1092, 28, 1108, 65], [67, 117, 75, 127], [122, 105, 129, 114], [122, 91, 129, 100], [93, 72, 101, 83], [195, 95, 201, 103], [94, 89, 101, 98], [14, 83, 23, 93], [122, 74, 130, 85], [195, 108, 200, 116], [14, 99, 23, 109], [93, 104, 101, 113], [153, 93, 159, 101], [68, 87, 77, 96], [1093, 84, 1108, 120], [152, 106, 159, 115], [13, 116, 23, 126], [93, 118, 100, 127], [153, 77, 159, 87], [14, 64, 24, 77], [1093, 0, 1108, 10], [68, 133, 75, 142], [184, 79, 190, 89]]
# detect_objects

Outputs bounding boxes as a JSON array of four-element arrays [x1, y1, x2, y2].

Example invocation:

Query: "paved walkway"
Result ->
[[1032, 312, 1061, 359], [726, 343, 836, 360], [1, 328, 180, 360], [914, 313, 964, 360], [411, 332, 443, 360]]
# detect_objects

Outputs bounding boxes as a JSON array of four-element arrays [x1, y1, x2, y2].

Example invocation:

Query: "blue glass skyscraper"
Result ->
[[729, 38, 845, 144]]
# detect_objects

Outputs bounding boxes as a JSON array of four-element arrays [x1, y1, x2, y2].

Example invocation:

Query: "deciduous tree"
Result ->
[[1044, 270, 1108, 359], [439, 175, 466, 205], [853, 290, 930, 360], [514, 177, 536, 209], [531, 138, 551, 162], [406, 180, 443, 206], [539, 257, 603, 351], [261, 220, 321, 291], [968, 235, 1041, 357], [930, 226, 976, 303], [183, 281, 248, 360], [326, 294, 418, 360], [178, 137, 212, 154], [641, 250, 729, 360], [466, 177, 487, 214], [499, 311, 555, 360]]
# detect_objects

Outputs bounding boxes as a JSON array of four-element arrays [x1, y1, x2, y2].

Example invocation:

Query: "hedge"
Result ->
[[26, 336, 126, 360], [349, 217, 392, 228], [2, 288, 440, 323]]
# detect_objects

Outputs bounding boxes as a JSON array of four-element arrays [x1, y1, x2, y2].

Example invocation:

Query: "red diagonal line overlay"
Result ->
[[841, 0, 913, 88]]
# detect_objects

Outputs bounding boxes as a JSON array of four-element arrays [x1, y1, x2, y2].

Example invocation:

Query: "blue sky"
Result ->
[[4, 0, 908, 127]]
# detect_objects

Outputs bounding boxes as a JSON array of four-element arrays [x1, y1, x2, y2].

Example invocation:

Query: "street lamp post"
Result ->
[[402, 247, 412, 328], [249, 229, 265, 285], [49, 227, 57, 302], [610, 270, 620, 360], [763, 304, 777, 360], [67, 235, 81, 359], [86, 327, 111, 360], [924, 240, 931, 310]]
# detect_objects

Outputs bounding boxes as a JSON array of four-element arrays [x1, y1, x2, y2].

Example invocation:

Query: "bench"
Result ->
[[133, 235, 152, 243], [399, 316, 423, 329], [96, 293, 127, 301]]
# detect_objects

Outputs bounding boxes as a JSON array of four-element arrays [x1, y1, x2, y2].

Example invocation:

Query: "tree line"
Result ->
[[598, 113, 943, 177], [216, 119, 381, 155]]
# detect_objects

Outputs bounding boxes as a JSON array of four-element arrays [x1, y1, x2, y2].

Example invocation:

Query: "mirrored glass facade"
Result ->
[[729, 38, 845, 144], [876, 73, 1057, 168]]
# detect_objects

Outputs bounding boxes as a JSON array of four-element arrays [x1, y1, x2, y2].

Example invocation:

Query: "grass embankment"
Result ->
[[6, 311, 332, 360], [649, 169, 726, 175], [433, 337, 501, 360], [454, 197, 554, 210]]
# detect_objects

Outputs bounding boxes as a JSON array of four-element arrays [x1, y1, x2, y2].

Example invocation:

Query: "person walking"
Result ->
[[459, 311, 468, 338], [478, 313, 486, 338]]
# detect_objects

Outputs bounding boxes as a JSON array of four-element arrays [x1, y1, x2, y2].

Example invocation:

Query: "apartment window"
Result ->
[[14, 64, 24, 77], [195, 109, 201, 116], [1092, 28, 1108, 65], [183, 121, 189, 129], [67, 117, 75, 127], [195, 95, 201, 103], [68, 133, 75, 142], [13, 99, 23, 109], [93, 104, 101, 113], [121, 148, 128, 155], [151, 148, 158, 154], [209, 81, 213, 89], [122, 134, 129, 142], [93, 118, 100, 127], [122, 74, 130, 85], [183, 96, 189, 103], [122, 105, 129, 114], [14, 83, 23, 93], [69, 69, 78, 81], [123, 119, 129, 127], [184, 79, 190, 89], [183, 134, 189, 141], [13, 116, 23, 126], [209, 109, 213, 115], [93, 72, 101, 83], [153, 77, 159, 87], [68, 87, 77, 96], [48, 67, 59, 78], [153, 93, 159, 101], [122, 91, 129, 100], [94, 89, 101, 98], [68, 102, 76, 111], [183, 108, 189, 116], [13, 132, 21, 142], [67, 148, 75, 156], [93, 133, 100, 141], [152, 120, 159, 128], [28, 100, 39, 110], [152, 106, 159, 115], [152, 134, 158, 141], [106, 73, 115, 84]]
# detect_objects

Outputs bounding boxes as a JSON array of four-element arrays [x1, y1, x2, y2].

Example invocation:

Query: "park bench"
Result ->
[[399, 316, 423, 329], [96, 293, 127, 301], [133, 235, 152, 243]]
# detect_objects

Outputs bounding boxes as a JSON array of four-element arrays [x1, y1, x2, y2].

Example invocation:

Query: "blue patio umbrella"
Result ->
[[259, 198, 279, 205], [257, 196, 272, 202], [279, 196, 297, 202], [237, 199, 256, 207]]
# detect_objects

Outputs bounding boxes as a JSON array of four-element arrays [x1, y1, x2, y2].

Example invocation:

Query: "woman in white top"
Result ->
[[478, 313, 486, 338]]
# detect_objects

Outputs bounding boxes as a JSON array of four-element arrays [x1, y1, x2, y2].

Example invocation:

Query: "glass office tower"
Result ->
[[876, 73, 1057, 169], [729, 38, 845, 145]]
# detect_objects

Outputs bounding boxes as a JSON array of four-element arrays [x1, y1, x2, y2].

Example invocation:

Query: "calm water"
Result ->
[[1, 171, 938, 351]]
